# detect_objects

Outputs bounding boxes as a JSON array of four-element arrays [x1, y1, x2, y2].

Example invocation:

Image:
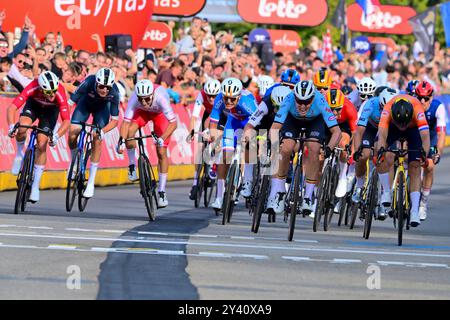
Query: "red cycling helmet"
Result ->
[[415, 81, 434, 97]]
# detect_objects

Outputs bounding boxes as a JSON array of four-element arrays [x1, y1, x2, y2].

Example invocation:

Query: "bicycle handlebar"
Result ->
[[12, 123, 53, 136]]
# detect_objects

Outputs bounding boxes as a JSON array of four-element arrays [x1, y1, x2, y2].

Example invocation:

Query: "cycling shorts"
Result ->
[[132, 110, 170, 148], [386, 124, 422, 163], [279, 114, 331, 145], [223, 116, 249, 152], [71, 100, 112, 129], [20, 99, 59, 132], [338, 121, 352, 137], [361, 123, 378, 149]]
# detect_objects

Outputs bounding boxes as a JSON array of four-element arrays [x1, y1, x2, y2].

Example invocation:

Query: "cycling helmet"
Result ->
[[271, 85, 292, 109], [221, 77, 243, 98], [38, 71, 59, 92], [357, 77, 376, 95], [96, 68, 115, 86], [406, 80, 419, 96], [294, 80, 315, 101], [280, 69, 300, 86], [257, 75, 275, 96], [374, 85, 388, 97], [313, 69, 332, 89], [379, 88, 398, 107], [341, 85, 353, 95], [415, 80, 434, 97], [204, 79, 221, 96], [391, 98, 413, 127], [326, 89, 345, 109], [135, 79, 154, 97]]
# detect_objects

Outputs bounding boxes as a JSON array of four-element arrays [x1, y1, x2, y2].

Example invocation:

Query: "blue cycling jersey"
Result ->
[[357, 96, 381, 128], [70, 75, 121, 117], [274, 91, 338, 128], [210, 92, 258, 123]]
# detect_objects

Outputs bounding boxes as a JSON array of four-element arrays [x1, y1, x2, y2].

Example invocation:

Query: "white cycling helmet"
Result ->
[[379, 87, 398, 107], [38, 71, 59, 92], [357, 77, 376, 95], [221, 77, 243, 98], [257, 75, 275, 96], [271, 85, 292, 108], [204, 79, 221, 96], [96, 68, 115, 87], [135, 79, 154, 97], [294, 80, 315, 101]]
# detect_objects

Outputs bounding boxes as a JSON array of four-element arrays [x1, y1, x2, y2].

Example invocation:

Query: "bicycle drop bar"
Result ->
[[14, 124, 53, 136]]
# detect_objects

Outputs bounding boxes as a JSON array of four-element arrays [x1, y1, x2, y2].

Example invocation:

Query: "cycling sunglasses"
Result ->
[[332, 107, 343, 113], [42, 88, 57, 96], [318, 86, 329, 91], [138, 95, 153, 103], [417, 95, 431, 102], [281, 82, 295, 89], [359, 93, 373, 100], [206, 94, 218, 100], [295, 95, 314, 106], [223, 96, 239, 103], [98, 84, 112, 90]]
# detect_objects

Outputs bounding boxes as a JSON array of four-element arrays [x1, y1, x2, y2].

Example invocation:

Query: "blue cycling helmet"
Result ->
[[280, 69, 300, 87], [406, 80, 419, 96]]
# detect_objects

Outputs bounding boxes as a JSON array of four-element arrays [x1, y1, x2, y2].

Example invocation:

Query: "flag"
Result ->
[[322, 28, 333, 66], [356, 0, 380, 18], [409, 6, 437, 61], [332, 0, 349, 51], [440, 2, 450, 48]]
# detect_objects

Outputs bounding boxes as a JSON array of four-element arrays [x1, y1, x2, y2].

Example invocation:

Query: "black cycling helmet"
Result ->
[[341, 85, 352, 95], [374, 85, 388, 97], [391, 98, 413, 127]]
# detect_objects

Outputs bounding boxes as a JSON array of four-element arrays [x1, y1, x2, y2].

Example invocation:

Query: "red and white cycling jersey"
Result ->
[[12, 79, 70, 121], [192, 90, 215, 118], [124, 85, 176, 124]]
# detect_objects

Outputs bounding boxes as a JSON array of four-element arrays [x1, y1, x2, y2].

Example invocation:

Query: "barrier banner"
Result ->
[[0, 96, 196, 172], [438, 94, 450, 136]]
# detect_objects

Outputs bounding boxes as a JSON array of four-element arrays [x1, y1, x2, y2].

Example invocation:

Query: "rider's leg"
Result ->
[[303, 140, 321, 201], [336, 132, 351, 197]]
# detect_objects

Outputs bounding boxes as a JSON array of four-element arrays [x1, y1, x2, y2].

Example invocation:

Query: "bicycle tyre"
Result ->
[[288, 164, 302, 241], [349, 201, 359, 229], [205, 175, 216, 208], [138, 157, 156, 221], [397, 171, 405, 246], [66, 152, 80, 212], [363, 171, 378, 240], [78, 147, 91, 212], [313, 164, 330, 232], [14, 150, 31, 215], [195, 165, 204, 208], [252, 174, 269, 234], [21, 150, 34, 213], [222, 162, 237, 225], [325, 163, 339, 231]]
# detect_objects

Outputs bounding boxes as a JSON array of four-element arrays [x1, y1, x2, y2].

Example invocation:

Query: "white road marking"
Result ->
[[28, 227, 53, 230], [48, 244, 77, 250], [231, 236, 255, 240], [331, 259, 362, 264], [282, 256, 312, 262], [137, 231, 169, 236]]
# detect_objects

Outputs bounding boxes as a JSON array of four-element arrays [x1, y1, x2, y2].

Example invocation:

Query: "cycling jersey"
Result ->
[[124, 86, 176, 124], [274, 91, 338, 129], [12, 79, 70, 121], [192, 89, 215, 118], [425, 99, 446, 146], [210, 90, 257, 123], [357, 97, 382, 128], [69, 75, 120, 120], [337, 97, 358, 133], [379, 94, 429, 132], [248, 83, 284, 129]]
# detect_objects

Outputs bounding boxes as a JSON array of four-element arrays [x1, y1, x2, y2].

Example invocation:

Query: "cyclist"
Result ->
[[325, 89, 358, 201], [266, 80, 342, 215], [376, 95, 431, 227], [405, 80, 419, 96], [188, 79, 221, 201], [255, 75, 275, 104], [117, 79, 177, 208], [68, 67, 120, 199], [352, 88, 398, 220], [313, 69, 332, 97], [7, 71, 70, 202], [415, 81, 446, 221], [355, 77, 377, 111], [241, 85, 293, 197], [209, 77, 258, 210]]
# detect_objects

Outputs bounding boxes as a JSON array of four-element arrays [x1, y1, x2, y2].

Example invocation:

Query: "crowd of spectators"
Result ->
[[1, 10, 449, 107]]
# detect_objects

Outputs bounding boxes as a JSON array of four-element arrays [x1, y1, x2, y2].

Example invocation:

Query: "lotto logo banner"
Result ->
[[347, 3, 416, 34], [237, 0, 327, 26], [0, 96, 195, 171], [140, 21, 172, 49], [0, 0, 154, 52], [153, 0, 206, 17]]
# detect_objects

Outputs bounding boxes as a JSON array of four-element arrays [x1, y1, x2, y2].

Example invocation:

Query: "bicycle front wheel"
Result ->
[[14, 150, 32, 215], [314, 165, 329, 232], [195, 165, 204, 209], [66, 152, 80, 212], [363, 171, 378, 240], [78, 148, 91, 212], [222, 162, 237, 225], [138, 157, 156, 221], [288, 165, 303, 241], [252, 174, 269, 234], [397, 171, 405, 246]]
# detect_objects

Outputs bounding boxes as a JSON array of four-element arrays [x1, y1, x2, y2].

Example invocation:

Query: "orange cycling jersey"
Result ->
[[379, 94, 429, 132]]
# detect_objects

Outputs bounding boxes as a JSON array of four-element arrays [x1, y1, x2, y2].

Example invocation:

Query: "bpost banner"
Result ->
[[347, 3, 416, 34], [0, 95, 196, 172], [0, 0, 154, 52]]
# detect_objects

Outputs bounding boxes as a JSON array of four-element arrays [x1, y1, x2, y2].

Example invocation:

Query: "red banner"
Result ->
[[0, 96, 196, 171], [237, 0, 328, 26], [153, 0, 206, 17], [139, 21, 172, 49], [267, 30, 301, 53], [0, 0, 154, 52], [347, 3, 416, 35]]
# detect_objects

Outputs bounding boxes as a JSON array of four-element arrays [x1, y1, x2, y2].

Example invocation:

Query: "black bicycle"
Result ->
[[12, 124, 52, 215], [123, 129, 160, 221], [66, 122, 99, 213]]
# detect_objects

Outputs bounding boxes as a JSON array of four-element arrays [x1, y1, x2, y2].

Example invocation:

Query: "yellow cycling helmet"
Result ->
[[313, 69, 332, 89], [326, 89, 345, 109]]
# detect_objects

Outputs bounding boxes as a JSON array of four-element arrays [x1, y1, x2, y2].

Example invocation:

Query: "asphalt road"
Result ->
[[0, 157, 450, 300]]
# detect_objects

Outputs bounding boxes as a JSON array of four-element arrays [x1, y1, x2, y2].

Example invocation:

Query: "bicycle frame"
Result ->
[[391, 143, 409, 213]]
